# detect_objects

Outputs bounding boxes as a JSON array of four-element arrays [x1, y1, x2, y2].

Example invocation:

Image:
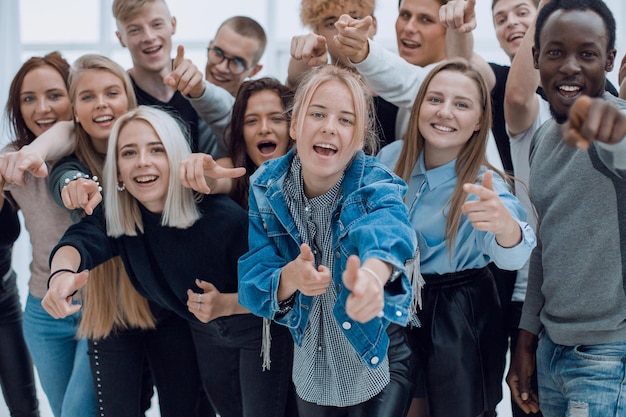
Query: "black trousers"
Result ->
[[88, 307, 211, 417], [189, 314, 298, 417], [0, 270, 39, 417]]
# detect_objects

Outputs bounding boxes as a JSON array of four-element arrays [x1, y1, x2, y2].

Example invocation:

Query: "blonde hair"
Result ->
[[394, 58, 507, 249], [68, 54, 152, 338], [290, 65, 377, 154], [112, 0, 170, 25], [78, 257, 155, 339], [104, 106, 200, 237], [300, 0, 376, 29], [69, 54, 137, 180]]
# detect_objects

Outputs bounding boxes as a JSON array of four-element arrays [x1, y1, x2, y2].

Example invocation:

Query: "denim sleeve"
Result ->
[[342, 173, 417, 324], [237, 190, 302, 329]]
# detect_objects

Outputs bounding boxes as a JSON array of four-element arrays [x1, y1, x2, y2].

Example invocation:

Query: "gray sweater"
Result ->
[[520, 93, 626, 346]]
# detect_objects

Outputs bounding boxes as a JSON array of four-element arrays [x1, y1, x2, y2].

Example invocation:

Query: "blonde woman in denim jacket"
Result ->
[[238, 65, 418, 417]]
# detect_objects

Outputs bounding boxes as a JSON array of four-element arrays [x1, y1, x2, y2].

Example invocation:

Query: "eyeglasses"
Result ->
[[206, 46, 250, 75]]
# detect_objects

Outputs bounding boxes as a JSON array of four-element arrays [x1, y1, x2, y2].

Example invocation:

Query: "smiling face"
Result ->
[[396, 0, 447, 67], [19, 66, 71, 138], [493, 0, 537, 60], [533, 9, 615, 123], [418, 70, 482, 169], [73, 69, 129, 152], [205, 25, 263, 96], [291, 80, 361, 197], [115, 0, 176, 77], [243, 90, 290, 168], [116, 119, 170, 213]]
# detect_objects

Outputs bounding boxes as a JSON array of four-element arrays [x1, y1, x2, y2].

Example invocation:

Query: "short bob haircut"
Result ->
[[289, 65, 378, 155], [103, 106, 200, 237]]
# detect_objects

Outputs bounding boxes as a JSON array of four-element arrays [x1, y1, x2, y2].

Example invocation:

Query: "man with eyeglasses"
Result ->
[[205, 16, 266, 97]]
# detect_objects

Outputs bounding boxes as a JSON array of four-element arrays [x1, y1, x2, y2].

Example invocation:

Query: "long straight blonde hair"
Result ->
[[68, 54, 154, 338], [394, 59, 508, 250]]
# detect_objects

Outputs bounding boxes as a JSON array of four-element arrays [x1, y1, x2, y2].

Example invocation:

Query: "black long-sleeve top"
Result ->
[[51, 194, 248, 321]]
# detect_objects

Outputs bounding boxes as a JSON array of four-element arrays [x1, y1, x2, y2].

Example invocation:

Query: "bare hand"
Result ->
[[178, 153, 245, 194], [187, 279, 225, 323], [342, 255, 384, 323], [439, 0, 477, 33], [562, 95, 626, 150], [163, 45, 206, 98], [290, 34, 329, 67], [462, 170, 521, 248], [61, 178, 102, 215], [506, 330, 540, 414], [0, 148, 48, 186], [280, 243, 331, 297], [42, 270, 89, 319], [334, 15, 374, 64]]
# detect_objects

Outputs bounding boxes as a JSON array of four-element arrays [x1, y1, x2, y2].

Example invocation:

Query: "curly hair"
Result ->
[[300, 0, 375, 29]]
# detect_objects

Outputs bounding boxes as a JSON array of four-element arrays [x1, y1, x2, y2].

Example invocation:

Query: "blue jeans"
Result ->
[[22, 294, 96, 417], [537, 332, 626, 417], [0, 271, 39, 416]]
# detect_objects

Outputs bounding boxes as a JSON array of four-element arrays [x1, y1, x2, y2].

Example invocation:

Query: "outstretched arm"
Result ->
[[440, 0, 495, 91], [42, 246, 89, 319], [0, 121, 75, 185], [504, 0, 549, 137], [287, 33, 329, 88], [178, 154, 245, 194]]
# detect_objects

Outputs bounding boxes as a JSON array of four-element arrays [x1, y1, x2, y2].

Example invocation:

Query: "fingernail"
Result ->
[[521, 392, 529, 401]]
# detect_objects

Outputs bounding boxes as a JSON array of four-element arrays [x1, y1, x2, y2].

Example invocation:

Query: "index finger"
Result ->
[[173, 45, 185, 70], [462, 181, 494, 201]]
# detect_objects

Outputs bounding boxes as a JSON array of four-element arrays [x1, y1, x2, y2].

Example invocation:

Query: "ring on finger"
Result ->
[[197, 293, 202, 303], [197, 302, 201, 311]]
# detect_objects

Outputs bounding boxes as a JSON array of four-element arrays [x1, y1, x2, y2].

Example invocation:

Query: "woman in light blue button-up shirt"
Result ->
[[377, 59, 536, 417]]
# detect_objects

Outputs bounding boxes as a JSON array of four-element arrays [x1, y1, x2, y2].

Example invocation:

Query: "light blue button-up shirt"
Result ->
[[378, 141, 536, 275]]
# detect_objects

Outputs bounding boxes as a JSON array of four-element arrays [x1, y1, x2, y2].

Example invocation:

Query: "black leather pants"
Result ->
[[0, 270, 39, 417]]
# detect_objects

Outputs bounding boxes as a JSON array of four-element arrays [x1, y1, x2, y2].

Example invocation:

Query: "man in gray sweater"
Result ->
[[506, 1, 626, 416]]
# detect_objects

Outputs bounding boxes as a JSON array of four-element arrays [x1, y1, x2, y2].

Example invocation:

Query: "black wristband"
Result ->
[[276, 292, 296, 315], [47, 268, 76, 290]]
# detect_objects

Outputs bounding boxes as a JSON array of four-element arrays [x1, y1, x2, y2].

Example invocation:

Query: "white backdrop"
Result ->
[[1, 0, 625, 415]]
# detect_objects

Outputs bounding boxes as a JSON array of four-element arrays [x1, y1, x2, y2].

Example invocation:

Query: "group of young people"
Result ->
[[0, 0, 625, 417]]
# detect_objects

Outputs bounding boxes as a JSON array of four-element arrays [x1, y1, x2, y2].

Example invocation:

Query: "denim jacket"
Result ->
[[238, 149, 418, 369]]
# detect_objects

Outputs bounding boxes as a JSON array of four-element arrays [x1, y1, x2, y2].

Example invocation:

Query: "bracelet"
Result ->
[[63, 172, 102, 192], [276, 292, 296, 315], [360, 266, 384, 291], [47, 268, 76, 289]]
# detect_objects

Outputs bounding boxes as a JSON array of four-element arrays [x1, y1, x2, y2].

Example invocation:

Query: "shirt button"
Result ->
[[335, 251, 340, 259], [396, 310, 403, 317], [342, 321, 352, 330], [370, 356, 380, 365], [317, 345, 322, 351]]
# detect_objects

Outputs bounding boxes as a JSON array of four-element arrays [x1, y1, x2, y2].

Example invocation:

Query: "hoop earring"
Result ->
[[116, 182, 126, 192]]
